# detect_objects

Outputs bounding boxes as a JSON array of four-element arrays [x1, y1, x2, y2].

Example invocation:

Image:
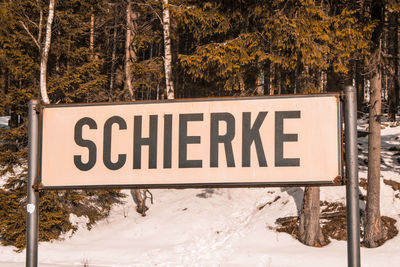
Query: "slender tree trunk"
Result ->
[[297, 63, 325, 246], [269, 63, 274, 95], [364, 61, 384, 247], [162, 0, 174, 100], [256, 67, 264, 95], [388, 11, 399, 122], [321, 70, 327, 93], [265, 61, 271, 95], [317, 71, 323, 93], [124, 1, 136, 99], [276, 66, 281, 95], [37, 0, 43, 45], [355, 61, 365, 111], [109, 14, 117, 100], [40, 0, 55, 105], [132, 189, 148, 216], [364, 1, 385, 248], [299, 187, 326, 247], [124, 2, 147, 215], [90, 7, 95, 59]]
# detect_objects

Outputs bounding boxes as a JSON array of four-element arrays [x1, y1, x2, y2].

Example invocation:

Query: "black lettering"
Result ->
[[74, 117, 97, 171], [242, 112, 268, 167], [210, 113, 235, 167], [134, 115, 158, 169], [163, 114, 172, 168], [275, 111, 300, 167], [179, 113, 203, 168], [103, 116, 127, 170]]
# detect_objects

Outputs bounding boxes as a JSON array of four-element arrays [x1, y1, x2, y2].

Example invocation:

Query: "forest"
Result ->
[[0, 0, 399, 251]]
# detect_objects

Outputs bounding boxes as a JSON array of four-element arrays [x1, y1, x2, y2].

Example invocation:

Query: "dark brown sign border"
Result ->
[[37, 93, 343, 190]]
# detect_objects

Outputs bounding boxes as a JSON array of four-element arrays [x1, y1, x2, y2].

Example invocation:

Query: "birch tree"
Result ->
[[19, 0, 54, 104], [162, 0, 174, 99], [40, 0, 55, 104]]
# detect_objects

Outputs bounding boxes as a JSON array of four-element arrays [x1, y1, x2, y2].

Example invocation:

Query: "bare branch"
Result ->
[[19, 21, 41, 50], [134, 1, 163, 23]]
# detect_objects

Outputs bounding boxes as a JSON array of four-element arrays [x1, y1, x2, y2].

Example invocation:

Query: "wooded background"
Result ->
[[0, 0, 399, 250]]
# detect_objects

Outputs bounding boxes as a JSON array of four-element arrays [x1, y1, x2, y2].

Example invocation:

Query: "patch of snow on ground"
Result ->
[[0, 116, 10, 129]]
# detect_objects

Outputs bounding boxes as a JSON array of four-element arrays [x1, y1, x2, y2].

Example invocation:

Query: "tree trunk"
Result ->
[[40, 0, 55, 105], [388, 11, 399, 122], [299, 187, 326, 247], [318, 71, 324, 93], [124, 2, 147, 215], [37, 0, 43, 45], [162, 0, 174, 100], [355, 61, 365, 112], [90, 7, 95, 59], [131, 189, 148, 216], [364, 62, 384, 247], [124, 1, 136, 99], [269, 63, 274, 95], [256, 67, 264, 95], [109, 13, 117, 100], [364, 1, 385, 248]]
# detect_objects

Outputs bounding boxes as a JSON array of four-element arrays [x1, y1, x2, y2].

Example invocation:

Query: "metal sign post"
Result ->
[[344, 86, 361, 267], [26, 99, 40, 267]]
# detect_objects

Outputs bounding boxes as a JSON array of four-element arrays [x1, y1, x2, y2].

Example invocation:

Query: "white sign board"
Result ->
[[39, 95, 342, 189]]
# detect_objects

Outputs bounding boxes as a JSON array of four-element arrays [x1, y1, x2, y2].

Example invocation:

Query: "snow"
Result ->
[[0, 116, 10, 129], [0, 116, 11, 187], [0, 117, 400, 266]]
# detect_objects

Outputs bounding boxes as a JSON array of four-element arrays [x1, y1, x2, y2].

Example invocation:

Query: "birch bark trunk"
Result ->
[[162, 0, 174, 100], [40, 0, 55, 105]]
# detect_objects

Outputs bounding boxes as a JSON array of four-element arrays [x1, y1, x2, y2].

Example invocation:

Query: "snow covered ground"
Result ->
[[0, 116, 9, 129], [0, 117, 399, 266]]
